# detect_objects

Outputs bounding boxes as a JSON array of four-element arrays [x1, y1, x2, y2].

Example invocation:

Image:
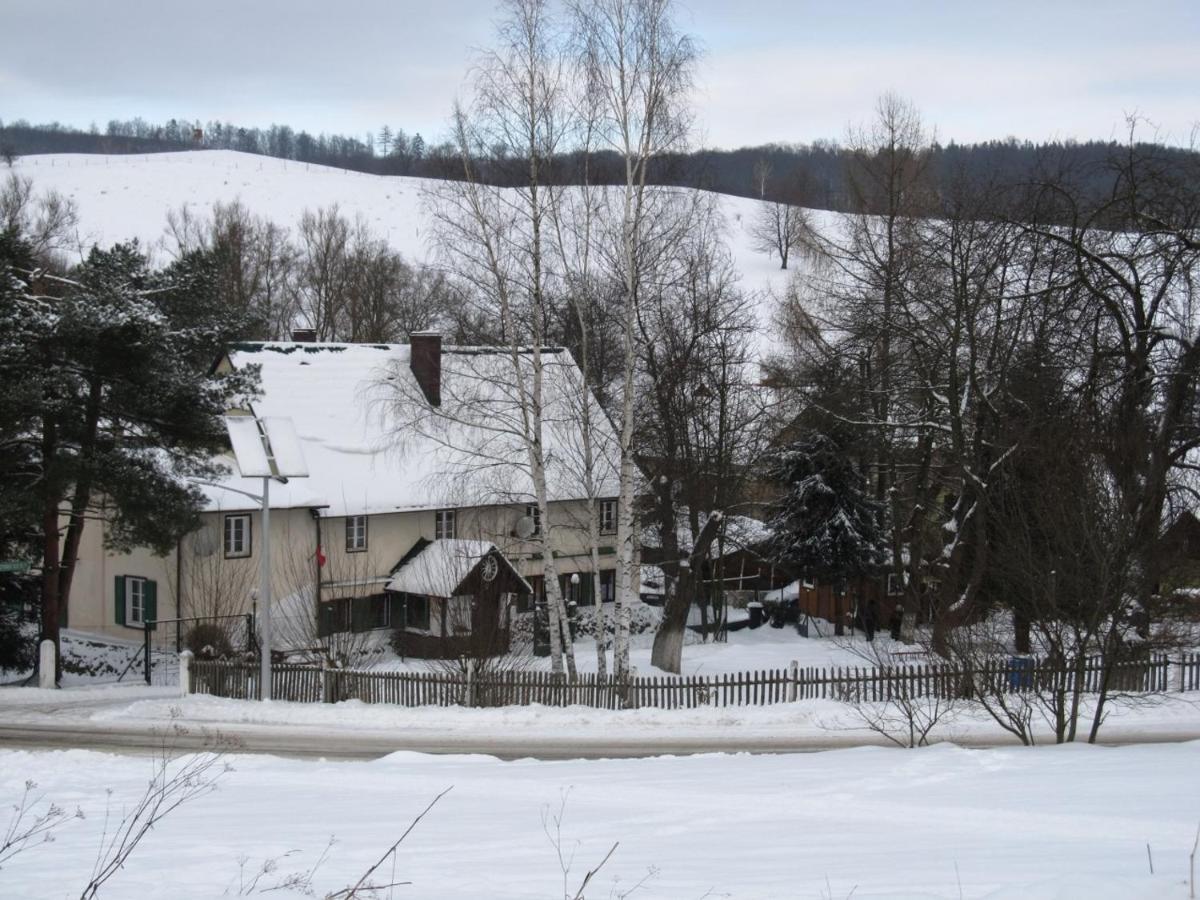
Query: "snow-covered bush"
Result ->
[[511, 601, 662, 645]]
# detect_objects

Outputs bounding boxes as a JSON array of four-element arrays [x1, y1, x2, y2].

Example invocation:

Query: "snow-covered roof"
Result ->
[[207, 341, 619, 517], [642, 511, 774, 558], [385, 539, 530, 597], [760, 579, 802, 604]]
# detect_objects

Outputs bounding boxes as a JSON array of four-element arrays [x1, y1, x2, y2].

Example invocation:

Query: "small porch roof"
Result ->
[[385, 539, 532, 598]]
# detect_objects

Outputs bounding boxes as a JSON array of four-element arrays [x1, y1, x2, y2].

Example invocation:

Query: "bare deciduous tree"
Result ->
[[572, 0, 698, 680]]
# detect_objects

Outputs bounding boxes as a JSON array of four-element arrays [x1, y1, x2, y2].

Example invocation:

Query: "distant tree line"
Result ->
[[160, 198, 473, 345], [5, 116, 1198, 218]]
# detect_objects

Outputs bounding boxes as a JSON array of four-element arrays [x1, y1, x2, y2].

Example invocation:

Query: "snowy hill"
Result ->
[[11, 150, 838, 361]]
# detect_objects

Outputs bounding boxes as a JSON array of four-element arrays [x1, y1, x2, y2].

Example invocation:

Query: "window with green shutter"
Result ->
[[115, 576, 157, 629]]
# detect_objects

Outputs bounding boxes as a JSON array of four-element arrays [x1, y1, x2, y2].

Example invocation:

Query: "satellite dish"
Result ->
[[514, 516, 537, 540], [192, 527, 218, 558]]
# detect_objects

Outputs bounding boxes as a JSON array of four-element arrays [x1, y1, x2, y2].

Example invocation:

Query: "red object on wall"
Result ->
[[315, 546, 327, 568]]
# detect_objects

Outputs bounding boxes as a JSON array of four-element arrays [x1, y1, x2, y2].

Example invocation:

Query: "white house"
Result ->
[[68, 333, 625, 658]]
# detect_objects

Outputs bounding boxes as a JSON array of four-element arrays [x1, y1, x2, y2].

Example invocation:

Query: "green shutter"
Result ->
[[114, 576, 126, 626], [145, 580, 158, 631]]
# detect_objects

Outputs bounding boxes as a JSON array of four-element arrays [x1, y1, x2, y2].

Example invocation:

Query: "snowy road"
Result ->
[[0, 718, 922, 759], [4, 718, 1200, 761], [2, 684, 1200, 759]]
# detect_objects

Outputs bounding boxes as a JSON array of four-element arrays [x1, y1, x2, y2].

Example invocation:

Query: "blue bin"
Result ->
[[1009, 655, 1033, 690]]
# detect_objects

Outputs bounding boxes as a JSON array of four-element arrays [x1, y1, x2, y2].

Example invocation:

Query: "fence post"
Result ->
[[38, 639, 56, 690], [143, 622, 152, 685], [321, 660, 334, 704], [179, 650, 193, 698], [788, 660, 799, 702], [465, 657, 476, 707]]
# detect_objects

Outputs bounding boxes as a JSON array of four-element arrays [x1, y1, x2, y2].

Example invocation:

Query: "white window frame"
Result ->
[[525, 503, 541, 536], [126, 576, 146, 627], [346, 515, 368, 552], [887, 572, 908, 596], [224, 513, 251, 559], [801, 576, 816, 590], [599, 499, 617, 535], [435, 509, 456, 540]]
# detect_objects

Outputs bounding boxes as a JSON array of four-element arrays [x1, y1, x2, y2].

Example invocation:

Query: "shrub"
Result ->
[[0, 602, 35, 672], [184, 623, 234, 660]]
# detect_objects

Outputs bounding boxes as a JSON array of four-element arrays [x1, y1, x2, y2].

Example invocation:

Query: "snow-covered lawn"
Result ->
[[374, 626, 880, 678], [1, 741, 1198, 899]]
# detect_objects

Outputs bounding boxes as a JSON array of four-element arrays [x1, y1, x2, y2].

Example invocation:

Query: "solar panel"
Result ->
[[224, 416, 272, 477], [261, 417, 309, 477]]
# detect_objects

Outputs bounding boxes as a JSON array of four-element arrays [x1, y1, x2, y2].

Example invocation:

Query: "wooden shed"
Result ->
[[385, 538, 531, 659]]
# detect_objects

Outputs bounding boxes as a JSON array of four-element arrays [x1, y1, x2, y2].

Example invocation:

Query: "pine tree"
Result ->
[[767, 432, 885, 586], [0, 235, 258, 680]]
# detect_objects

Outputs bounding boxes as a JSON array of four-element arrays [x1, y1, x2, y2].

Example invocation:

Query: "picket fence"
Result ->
[[188, 652, 1200, 709]]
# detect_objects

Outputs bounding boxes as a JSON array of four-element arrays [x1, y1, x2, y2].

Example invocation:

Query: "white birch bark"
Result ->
[[572, 0, 696, 681]]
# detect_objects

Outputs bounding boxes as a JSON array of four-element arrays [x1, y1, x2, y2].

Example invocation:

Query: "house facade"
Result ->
[[67, 335, 625, 657]]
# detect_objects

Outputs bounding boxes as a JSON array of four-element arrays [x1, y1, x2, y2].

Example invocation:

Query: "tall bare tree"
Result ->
[[423, 0, 582, 676], [572, 0, 698, 680]]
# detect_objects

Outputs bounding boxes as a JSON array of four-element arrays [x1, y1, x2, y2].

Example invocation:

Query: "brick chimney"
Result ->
[[410, 332, 442, 406], [291, 328, 317, 343]]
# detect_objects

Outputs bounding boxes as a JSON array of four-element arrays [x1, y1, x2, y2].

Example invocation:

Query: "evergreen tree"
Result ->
[[0, 235, 258, 680], [767, 431, 886, 586]]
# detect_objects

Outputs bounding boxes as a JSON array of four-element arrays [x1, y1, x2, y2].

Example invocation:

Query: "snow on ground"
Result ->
[[2, 675, 1195, 752], [1, 628, 176, 687], [379, 623, 903, 677], [83, 688, 1200, 748], [11, 150, 840, 361], [1, 741, 1198, 899]]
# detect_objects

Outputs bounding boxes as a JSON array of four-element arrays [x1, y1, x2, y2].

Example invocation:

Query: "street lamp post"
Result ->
[[224, 416, 308, 701], [260, 474, 271, 699]]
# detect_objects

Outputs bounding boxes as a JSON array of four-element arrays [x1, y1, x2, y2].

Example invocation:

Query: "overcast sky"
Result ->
[[3, 0, 1197, 149]]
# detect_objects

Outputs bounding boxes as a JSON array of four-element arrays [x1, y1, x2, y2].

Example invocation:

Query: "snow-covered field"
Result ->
[[9, 150, 834, 360], [1, 741, 1198, 899]]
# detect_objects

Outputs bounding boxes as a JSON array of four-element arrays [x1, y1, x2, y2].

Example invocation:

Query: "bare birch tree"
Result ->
[[572, 0, 698, 680], [421, 0, 582, 676]]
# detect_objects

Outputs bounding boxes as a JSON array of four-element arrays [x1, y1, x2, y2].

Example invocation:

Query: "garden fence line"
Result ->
[[187, 652, 1200, 709]]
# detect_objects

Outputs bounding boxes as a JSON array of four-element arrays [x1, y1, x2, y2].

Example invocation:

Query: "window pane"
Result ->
[[347, 515, 366, 550], [600, 500, 616, 533], [225, 515, 249, 556], [128, 577, 144, 624]]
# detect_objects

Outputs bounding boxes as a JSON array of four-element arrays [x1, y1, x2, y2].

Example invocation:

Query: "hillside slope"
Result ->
[[12, 150, 837, 360]]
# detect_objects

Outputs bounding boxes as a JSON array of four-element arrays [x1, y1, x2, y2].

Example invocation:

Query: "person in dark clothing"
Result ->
[[888, 603, 904, 641], [862, 598, 878, 642]]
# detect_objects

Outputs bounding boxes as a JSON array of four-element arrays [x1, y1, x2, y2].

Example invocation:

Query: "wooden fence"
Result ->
[[189, 652, 1200, 709]]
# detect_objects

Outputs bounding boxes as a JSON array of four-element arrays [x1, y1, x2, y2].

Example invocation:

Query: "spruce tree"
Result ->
[[767, 431, 886, 587]]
